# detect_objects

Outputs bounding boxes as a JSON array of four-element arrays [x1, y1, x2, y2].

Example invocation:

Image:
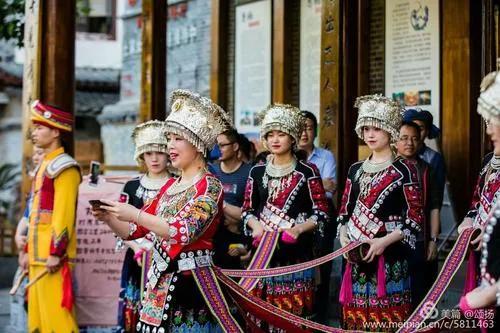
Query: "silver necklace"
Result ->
[[361, 155, 394, 174], [490, 155, 500, 170], [359, 155, 394, 198], [166, 169, 205, 195], [263, 156, 297, 201], [265, 156, 297, 178], [136, 174, 170, 202]]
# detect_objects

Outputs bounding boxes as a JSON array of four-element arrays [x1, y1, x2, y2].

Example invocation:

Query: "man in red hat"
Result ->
[[27, 100, 80, 332]]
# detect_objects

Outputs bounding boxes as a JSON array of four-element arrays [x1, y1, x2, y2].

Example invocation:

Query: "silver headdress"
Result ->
[[259, 104, 305, 148], [165, 89, 231, 156], [354, 94, 403, 143], [132, 120, 168, 163], [478, 60, 500, 124]]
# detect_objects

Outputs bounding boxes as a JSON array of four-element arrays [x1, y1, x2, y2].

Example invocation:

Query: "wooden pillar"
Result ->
[[338, 0, 368, 184], [442, 0, 482, 219], [40, 0, 76, 156], [272, 0, 292, 103], [21, 0, 43, 210], [480, 0, 498, 156], [319, 0, 341, 168], [320, 0, 367, 202], [210, 0, 229, 109], [21, 0, 76, 208], [140, 0, 166, 122]]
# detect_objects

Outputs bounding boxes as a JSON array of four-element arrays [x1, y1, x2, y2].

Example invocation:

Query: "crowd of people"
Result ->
[[10, 67, 500, 332]]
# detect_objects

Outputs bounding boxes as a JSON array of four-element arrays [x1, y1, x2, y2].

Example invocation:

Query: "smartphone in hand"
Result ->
[[89, 199, 110, 210]]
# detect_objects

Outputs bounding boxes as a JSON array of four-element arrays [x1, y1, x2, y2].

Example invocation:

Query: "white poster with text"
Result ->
[[234, 0, 272, 136], [385, 0, 440, 125]]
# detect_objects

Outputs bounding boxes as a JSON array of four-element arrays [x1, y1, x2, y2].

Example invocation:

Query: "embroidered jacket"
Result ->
[[241, 160, 329, 266], [28, 147, 81, 265], [242, 160, 329, 232], [466, 153, 500, 227], [127, 173, 223, 261], [337, 157, 424, 249]]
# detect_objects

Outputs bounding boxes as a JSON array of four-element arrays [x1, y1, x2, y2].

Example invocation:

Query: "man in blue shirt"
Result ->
[[211, 129, 252, 269], [299, 111, 337, 197], [404, 109, 446, 207]]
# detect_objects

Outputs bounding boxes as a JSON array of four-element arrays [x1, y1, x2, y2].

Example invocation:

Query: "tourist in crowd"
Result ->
[[396, 121, 440, 308], [212, 128, 252, 269], [403, 109, 446, 207]]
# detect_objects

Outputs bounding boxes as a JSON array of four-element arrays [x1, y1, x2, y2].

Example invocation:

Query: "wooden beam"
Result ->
[[442, 0, 482, 219], [210, 0, 229, 110], [20, 0, 43, 212], [272, 0, 292, 103], [140, 0, 166, 122], [319, 0, 341, 178]]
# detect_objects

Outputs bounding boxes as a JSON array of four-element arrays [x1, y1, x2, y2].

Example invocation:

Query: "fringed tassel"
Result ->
[[339, 262, 353, 305], [377, 255, 387, 298], [61, 261, 74, 311]]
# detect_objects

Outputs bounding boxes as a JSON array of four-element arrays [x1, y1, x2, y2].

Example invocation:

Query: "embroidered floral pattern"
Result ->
[[50, 227, 69, 257]]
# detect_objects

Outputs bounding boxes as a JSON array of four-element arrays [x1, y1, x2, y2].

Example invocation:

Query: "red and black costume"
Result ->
[[337, 157, 424, 331], [241, 160, 329, 322], [126, 174, 229, 332]]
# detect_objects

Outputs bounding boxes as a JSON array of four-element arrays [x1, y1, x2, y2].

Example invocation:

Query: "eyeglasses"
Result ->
[[218, 142, 235, 148]]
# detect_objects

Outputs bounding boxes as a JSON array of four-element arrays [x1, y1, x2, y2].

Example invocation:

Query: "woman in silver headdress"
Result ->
[[241, 104, 329, 327], [117, 120, 171, 333], [93, 90, 241, 332], [337, 95, 424, 331], [459, 67, 500, 330]]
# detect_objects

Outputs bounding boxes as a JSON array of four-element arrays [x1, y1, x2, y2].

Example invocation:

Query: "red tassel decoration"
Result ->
[[61, 261, 74, 311]]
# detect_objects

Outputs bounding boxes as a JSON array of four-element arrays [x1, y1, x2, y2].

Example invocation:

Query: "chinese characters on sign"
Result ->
[[74, 176, 131, 326]]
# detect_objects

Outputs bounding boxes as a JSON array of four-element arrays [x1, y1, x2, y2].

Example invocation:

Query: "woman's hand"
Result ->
[[91, 207, 114, 223], [470, 226, 485, 251], [99, 199, 140, 222], [339, 225, 350, 248], [458, 217, 473, 234], [464, 285, 498, 309], [363, 237, 388, 263], [279, 225, 302, 240], [251, 223, 265, 240]]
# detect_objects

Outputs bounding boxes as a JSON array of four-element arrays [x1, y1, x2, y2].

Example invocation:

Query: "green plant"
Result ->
[[0, 0, 93, 47], [0, 0, 25, 47]]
